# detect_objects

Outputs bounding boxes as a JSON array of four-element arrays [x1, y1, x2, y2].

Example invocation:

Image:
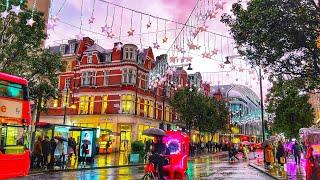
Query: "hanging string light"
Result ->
[[11, 0, 23, 16], [75, 0, 85, 40], [138, 13, 144, 54], [153, 18, 160, 49], [107, 5, 116, 39], [116, 7, 123, 51], [101, 3, 109, 33], [89, 0, 96, 24], [162, 20, 168, 43], [127, 10, 135, 36], [1, 0, 10, 19], [26, 0, 37, 26]]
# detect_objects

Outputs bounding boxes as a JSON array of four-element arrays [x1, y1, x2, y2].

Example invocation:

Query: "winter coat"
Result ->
[[265, 144, 274, 163], [276, 144, 285, 159], [33, 140, 42, 155], [41, 140, 51, 155]]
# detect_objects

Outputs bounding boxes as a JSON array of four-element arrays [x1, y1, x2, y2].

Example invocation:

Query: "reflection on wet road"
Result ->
[[18, 153, 273, 180]]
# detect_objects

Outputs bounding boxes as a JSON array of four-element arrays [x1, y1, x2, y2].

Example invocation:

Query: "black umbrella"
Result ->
[[54, 136, 68, 142], [143, 128, 166, 136]]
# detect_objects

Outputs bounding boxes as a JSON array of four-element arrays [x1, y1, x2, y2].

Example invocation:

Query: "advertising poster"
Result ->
[[80, 130, 93, 157]]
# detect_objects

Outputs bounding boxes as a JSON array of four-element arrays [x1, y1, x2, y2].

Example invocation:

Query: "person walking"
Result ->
[[33, 136, 43, 168], [276, 141, 286, 167], [265, 144, 275, 168], [49, 138, 57, 166], [41, 136, 51, 166], [292, 141, 303, 165], [55, 139, 64, 166]]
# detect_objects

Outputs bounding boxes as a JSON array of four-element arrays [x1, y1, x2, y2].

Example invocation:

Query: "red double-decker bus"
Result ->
[[0, 72, 31, 178], [0, 72, 31, 153]]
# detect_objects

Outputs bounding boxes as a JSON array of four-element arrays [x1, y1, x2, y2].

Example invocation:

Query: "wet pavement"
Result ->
[[18, 152, 273, 180], [250, 149, 306, 180]]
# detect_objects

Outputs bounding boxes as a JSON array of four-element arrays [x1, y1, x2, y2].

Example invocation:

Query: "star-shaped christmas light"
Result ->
[[198, 25, 208, 32], [89, 16, 95, 24], [202, 52, 207, 58], [75, 32, 85, 40], [211, 49, 218, 55], [138, 47, 144, 54], [162, 37, 168, 43], [26, 18, 35, 26], [209, 11, 218, 19], [11, 5, 22, 16], [169, 56, 177, 63], [219, 63, 225, 69], [153, 42, 160, 49], [186, 56, 193, 62], [47, 21, 57, 30], [116, 43, 123, 51], [101, 25, 108, 33], [215, 0, 226, 10], [107, 32, 115, 39], [192, 29, 200, 38], [1, 10, 9, 19], [239, 67, 244, 72], [187, 42, 197, 50], [52, 15, 60, 23], [180, 57, 186, 63], [147, 21, 151, 28], [230, 65, 237, 71], [127, 28, 134, 36], [196, 45, 201, 50]]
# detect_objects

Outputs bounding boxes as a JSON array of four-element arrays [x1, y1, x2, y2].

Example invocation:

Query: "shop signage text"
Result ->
[[0, 98, 22, 118]]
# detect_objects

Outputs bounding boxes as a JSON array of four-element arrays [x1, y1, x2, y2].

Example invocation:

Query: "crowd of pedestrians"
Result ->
[[31, 135, 78, 169], [189, 141, 224, 156]]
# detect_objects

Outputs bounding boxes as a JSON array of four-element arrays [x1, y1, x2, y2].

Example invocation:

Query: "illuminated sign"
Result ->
[[0, 98, 22, 118]]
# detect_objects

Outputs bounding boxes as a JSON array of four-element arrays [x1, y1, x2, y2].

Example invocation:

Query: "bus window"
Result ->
[[0, 80, 26, 100]]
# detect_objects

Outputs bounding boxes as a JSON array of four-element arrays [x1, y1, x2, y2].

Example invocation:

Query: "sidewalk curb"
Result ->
[[249, 163, 279, 180], [28, 163, 146, 176]]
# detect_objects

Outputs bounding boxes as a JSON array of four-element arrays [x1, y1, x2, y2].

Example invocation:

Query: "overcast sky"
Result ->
[[46, 0, 271, 98]]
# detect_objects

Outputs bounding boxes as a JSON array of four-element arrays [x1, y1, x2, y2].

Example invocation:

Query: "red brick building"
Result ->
[[41, 37, 191, 151]]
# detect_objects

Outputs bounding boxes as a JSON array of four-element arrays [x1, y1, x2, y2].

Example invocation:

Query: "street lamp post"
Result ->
[[63, 88, 69, 125]]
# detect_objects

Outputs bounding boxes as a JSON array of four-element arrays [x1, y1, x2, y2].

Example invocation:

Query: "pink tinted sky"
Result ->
[[47, 0, 271, 96]]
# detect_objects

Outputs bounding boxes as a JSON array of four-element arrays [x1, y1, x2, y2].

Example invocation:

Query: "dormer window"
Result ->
[[106, 54, 111, 63], [87, 53, 93, 64], [123, 45, 136, 60], [60, 45, 65, 55], [69, 43, 75, 54]]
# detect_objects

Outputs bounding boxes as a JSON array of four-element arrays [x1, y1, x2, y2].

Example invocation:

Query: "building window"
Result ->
[[65, 61, 72, 72], [122, 68, 128, 84], [144, 100, 148, 117], [122, 68, 136, 84], [122, 94, 133, 113], [137, 55, 143, 64], [123, 46, 136, 60], [101, 95, 108, 114], [82, 71, 90, 86], [104, 70, 109, 85], [87, 53, 93, 64], [165, 106, 170, 121], [52, 99, 58, 108], [60, 45, 65, 54], [106, 54, 111, 63], [65, 78, 71, 89], [82, 71, 96, 86], [89, 96, 94, 114], [79, 96, 89, 114], [69, 43, 75, 54], [149, 100, 153, 118], [137, 98, 141, 115]]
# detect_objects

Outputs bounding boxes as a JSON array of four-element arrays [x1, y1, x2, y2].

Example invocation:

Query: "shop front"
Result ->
[[35, 123, 97, 162]]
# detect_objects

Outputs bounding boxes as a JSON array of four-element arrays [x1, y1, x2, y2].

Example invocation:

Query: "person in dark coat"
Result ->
[[41, 136, 51, 166], [276, 141, 285, 166], [292, 141, 303, 164], [49, 138, 57, 166]]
